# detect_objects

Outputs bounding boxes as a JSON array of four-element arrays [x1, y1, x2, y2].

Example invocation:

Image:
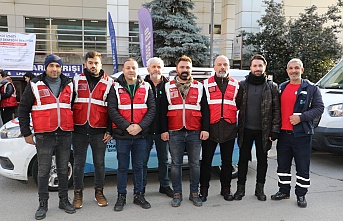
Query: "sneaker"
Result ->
[[297, 196, 307, 208], [159, 186, 174, 198], [189, 192, 202, 207], [59, 197, 76, 214], [133, 192, 151, 209], [171, 193, 183, 207], [114, 194, 126, 212], [95, 188, 108, 207], [271, 191, 290, 201], [73, 189, 83, 209]]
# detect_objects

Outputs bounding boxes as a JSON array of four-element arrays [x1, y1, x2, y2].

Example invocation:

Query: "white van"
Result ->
[[312, 61, 343, 154]]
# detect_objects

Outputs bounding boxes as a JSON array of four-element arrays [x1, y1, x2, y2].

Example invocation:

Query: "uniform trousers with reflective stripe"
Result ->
[[276, 130, 312, 197]]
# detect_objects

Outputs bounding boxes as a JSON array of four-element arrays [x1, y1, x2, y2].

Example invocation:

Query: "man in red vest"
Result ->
[[160, 55, 210, 207], [0, 70, 17, 124], [72, 51, 113, 209], [108, 58, 155, 211], [200, 55, 239, 202], [19, 54, 76, 220]]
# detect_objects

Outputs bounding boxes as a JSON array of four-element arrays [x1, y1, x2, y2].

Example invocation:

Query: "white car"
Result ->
[[0, 68, 249, 191]]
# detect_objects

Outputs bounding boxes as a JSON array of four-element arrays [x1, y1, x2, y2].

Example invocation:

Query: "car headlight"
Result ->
[[0, 126, 23, 139], [328, 103, 343, 117]]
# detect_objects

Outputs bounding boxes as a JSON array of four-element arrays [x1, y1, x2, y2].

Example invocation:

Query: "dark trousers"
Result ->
[[35, 132, 72, 200], [200, 139, 235, 189], [276, 130, 311, 196], [237, 128, 268, 185], [72, 132, 107, 190], [0, 106, 15, 124], [143, 133, 170, 188]]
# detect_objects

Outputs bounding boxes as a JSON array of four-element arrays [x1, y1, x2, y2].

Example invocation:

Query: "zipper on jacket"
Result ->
[[56, 97, 61, 127], [87, 92, 92, 122]]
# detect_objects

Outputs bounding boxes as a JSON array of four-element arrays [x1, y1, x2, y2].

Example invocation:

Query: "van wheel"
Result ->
[[211, 164, 238, 179], [32, 154, 74, 191]]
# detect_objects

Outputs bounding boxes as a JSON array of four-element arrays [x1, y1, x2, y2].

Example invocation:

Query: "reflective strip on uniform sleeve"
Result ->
[[295, 182, 310, 188], [277, 173, 292, 177], [296, 176, 310, 182], [32, 103, 71, 110], [278, 179, 291, 184]]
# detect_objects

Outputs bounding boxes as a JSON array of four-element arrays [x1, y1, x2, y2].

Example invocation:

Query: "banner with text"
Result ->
[[138, 7, 153, 67], [108, 12, 119, 74], [0, 32, 36, 71]]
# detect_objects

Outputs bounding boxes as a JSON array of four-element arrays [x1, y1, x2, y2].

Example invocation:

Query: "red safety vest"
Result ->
[[0, 82, 17, 107], [165, 79, 203, 131], [203, 76, 239, 124], [73, 73, 113, 128], [111, 81, 149, 128], [30, 81, 74, 133]]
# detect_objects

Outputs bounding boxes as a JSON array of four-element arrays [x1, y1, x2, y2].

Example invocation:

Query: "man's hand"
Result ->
[[24, 134, 35, 145], [200, 131, 209, 140], [289, 114, 301, 125], [126, 124, 142, 136], [161, 132, 169, 141], [103, 133, 112, 143]]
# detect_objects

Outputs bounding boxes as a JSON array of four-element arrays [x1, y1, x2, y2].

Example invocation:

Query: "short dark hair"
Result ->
[[85, 51, 102, 61], [250, 54, 267, 66], [0, 69, 8, 78], [23, 72, 35, 80], [176, 55, 192, 66]]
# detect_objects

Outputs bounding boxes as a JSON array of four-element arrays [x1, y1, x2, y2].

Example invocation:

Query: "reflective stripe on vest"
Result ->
[[30, 80, 74, 132], [0, 82, 17, 107], [203, 76, 239, 124], [112, 81, 149, 128], [73, 73, 113, 128], [165, 80, 203, 130]]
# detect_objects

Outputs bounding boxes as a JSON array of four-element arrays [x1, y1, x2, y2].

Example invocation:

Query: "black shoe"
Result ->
[[297, 196, 307, 208], [271, 191, 290, 200], [35, 199, 48, 220], [199, 187, 208, 202], [59, 197, 76, 214], [234, 184, 245, 200], [255, 183, 266, 201], [134, 192, 151, 209], [221, 188, 234, 201], [159, 186, 174, 198], [114, 194, 126, 212]]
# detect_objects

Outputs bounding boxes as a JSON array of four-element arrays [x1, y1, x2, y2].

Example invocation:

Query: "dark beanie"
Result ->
[[44, 54, 63, 69]]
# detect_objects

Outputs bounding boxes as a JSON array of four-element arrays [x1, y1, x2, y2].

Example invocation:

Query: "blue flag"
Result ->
[[138, 7, 153, 67], [108, 12, 118, 73]]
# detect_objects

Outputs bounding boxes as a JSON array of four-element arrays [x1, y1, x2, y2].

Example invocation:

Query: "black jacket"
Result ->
[[107, 74, 156, 139], [144, 74, 169, 134], [279, 79, 324, 137], [237, 74, 281, 152], [18, 72, 73, 137], [72, 68, 112, 135]]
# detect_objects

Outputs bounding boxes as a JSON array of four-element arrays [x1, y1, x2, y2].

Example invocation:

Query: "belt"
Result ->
[[282, 130, 293, 134]]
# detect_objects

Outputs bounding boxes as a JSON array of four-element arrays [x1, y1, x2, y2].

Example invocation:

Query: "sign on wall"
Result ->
[[0, 32, 36, 71]]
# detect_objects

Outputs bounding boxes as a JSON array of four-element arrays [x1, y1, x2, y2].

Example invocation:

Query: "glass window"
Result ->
[[25, 17, 51, 54], [209, 24, 221, 34], [0, 15, 8, 32], [84, 20, 107, 53]]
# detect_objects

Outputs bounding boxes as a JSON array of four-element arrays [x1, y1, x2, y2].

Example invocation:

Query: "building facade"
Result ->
[[0, 0, 341, 73]]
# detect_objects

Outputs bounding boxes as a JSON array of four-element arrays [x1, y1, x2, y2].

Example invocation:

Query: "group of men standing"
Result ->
[[18, 51, 323, 220]]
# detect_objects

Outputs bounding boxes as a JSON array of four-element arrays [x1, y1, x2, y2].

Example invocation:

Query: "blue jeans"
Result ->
[[169, 130, 201, 194], [143, 134, 170, 188], [35, 132, 72, 200], [72, 132, 107, 190], [116, 138, 146, 194]]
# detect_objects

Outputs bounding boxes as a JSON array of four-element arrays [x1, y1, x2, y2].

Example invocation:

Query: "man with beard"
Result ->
[[199, 55, 239, 202], [72, 51, 113, 209], [161, 55, 210, 207], [233, 54, 280, 201], [143, 57, 173, 197]]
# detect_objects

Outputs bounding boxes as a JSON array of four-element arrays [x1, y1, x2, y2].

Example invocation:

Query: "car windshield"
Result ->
[[317, 61, 343, 89]]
